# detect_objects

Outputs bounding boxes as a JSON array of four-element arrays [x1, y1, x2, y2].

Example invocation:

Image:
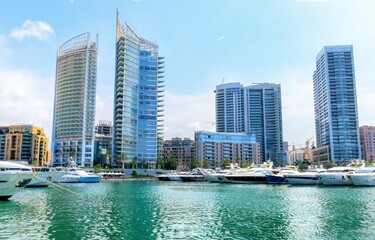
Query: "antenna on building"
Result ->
[[222, 78, 225, 84]]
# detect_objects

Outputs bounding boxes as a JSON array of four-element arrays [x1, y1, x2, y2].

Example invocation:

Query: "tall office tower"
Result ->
[[114, 14, 164, 166], [215, 83, 245, 133], [215, 82, 284, 163], [313, 45, 361, 163], [51, 33, 98, 167], [0, 125, 50, 166]]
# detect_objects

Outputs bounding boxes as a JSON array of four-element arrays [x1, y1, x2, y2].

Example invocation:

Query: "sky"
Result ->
[[1, 0, 375, 148]]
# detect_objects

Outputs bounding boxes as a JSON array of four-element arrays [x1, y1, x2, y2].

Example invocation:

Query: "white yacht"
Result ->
[[317, 163, 364, 186], [220, 161, 274, 184], [59, 168, 101, 183], [0, 161, 34, 200], [26, 167, 66, 188], [179, 169, 206, 182], [201, 168, 232, 183], [285, 165, 326, 185], [347, 167, 375, 186], [266, 165, 299, 184]]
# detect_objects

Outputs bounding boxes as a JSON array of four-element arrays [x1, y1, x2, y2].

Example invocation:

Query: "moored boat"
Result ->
[[221, 161, 274, 184], [266, 165, 299, 184], [26, 167, 66, 188], [0, 161, 34, 200], [286, 165, 327, 185], [59, 168, 101, 183], [317, 162, 364, 186], [347, 167, 375, 186], [179, 169, 206, 182]]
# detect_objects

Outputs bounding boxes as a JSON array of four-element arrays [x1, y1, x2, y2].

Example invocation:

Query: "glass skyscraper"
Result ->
[[313, 45, 361, 163], [113, 14, 164, 166], [215, 82, 284, 163], [51, 33, 98, 167]]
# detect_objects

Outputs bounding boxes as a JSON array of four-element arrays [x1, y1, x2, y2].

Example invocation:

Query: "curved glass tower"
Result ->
[[51, 32, 98, 167], [113, 14, 164, 166]]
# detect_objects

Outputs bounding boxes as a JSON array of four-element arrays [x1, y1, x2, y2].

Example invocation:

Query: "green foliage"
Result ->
[[191, 157, 199, 170], [132, 157, 137, 169], [156, 157, 165, 169], [203, 159, 210, 169], [222, 157, 231, 169], [294, 160, 310, 171], [93, 164, 102, 174], [241, 160, 250, 168], [326, 160, 337, 169], [165, 155, 178, 170], [131, 169, 138, 178]]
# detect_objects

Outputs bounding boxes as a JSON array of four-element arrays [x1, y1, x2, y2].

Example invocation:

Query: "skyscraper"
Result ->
[[215, 82, 284, 163], [313, 45, 361, 163], [51, 33, 98, 167], [113, 14, 164, 166]]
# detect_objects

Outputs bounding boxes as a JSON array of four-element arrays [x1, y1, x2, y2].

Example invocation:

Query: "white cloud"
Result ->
[[164, 91, 215, 140], [215, 35, 226, 42], [0, 65, 54, 137], [10, 20, 54, 41]]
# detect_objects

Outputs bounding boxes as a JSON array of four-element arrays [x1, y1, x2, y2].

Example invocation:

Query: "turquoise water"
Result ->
[[1, 181, 375, 239]]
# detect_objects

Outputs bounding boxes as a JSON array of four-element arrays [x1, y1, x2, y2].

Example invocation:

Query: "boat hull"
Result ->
[[349, 174, 375, 186], [286, 173, 321, 185], [224, 175, 268, 184], [266, 175, 287, 184], [78, 176, 101, 183], [318, 173, 352, 186], [26, 171, 66, 188], [0, 172, 33, 200], [58, 174, 81, 183], [180, 176, 206, 182]]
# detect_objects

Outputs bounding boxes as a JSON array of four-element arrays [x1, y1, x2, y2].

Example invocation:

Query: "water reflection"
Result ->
[[2, 182, 375, 239]]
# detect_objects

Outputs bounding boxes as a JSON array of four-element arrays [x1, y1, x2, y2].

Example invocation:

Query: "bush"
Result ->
[[131, 170, 138, 178]]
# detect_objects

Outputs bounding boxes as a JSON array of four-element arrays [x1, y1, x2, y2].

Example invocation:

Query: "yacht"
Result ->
[[266, 165, 299, 184], [179, 169, 206, 182], [59, 168, 101, 183], [220, 161, 274, 184], [347, 167, 375, 186], [0, 161, 34, 200], [26, 167, 66, 188], [201, 168, 232, 183], [317, 162, 364, 186], [285, 165, 326, 185], [157, 171, 189, 181]]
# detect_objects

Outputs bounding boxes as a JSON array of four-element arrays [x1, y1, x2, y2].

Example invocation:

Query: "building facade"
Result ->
[[95, 120, 112, 136], [360, 125, 375, 161], [0, 125, 50, 166], [113, 14, 164, 166], [313, 45, 361, 163], [195, 131, 260, 167], [51, 32, 98, 167], [163, 138, 195, 169], [215, 82, 285, 163], [94, 121, 113, 166]]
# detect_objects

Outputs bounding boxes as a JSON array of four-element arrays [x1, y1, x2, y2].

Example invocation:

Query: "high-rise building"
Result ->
[[51, 33, 98, 167], [95, 121, 112, 136], [163, 138, 195, 169], [0, 124, 50, 166], [313, 45, 361, 163], [113, 14, 164, 166], [215, 82, 285, 163], [359, 125, 375, 161], [195, 131, 259, 167]]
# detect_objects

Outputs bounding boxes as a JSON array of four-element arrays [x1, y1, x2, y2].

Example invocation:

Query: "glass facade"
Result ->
[[195, 131, 259, 167], [215, 82, 285, 163], [113, 15, 164, 165], [313, 45, 361, 163], [52, 32, 98, 167]]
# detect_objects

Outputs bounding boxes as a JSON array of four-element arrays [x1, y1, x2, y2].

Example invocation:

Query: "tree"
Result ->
[[131, 169, 138, 178], [203, 158, 210, 168], [156, 156, 165, 169], [93, 164, 102, 174], [117, 153, 127, 169], [241, 160, 250, 168], [132, 157, 138, 169], [222, 157, 231, 169], [191, 157, 199, 170], [106, 149, 112, 167], [326, 160, 337, 169]]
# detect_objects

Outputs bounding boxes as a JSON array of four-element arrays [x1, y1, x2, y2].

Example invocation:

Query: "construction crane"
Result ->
[[304, 137, 314, 161]]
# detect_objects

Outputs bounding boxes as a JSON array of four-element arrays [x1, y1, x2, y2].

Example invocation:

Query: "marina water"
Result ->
[[1, 181, 375, 239]]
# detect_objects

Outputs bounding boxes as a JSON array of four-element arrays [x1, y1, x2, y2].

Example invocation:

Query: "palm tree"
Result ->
[[132, 157, 138, 169], [117, 153, 127, 169]]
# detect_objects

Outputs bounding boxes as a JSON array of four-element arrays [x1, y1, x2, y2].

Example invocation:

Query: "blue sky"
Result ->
[[1, 0, 375, 148]]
